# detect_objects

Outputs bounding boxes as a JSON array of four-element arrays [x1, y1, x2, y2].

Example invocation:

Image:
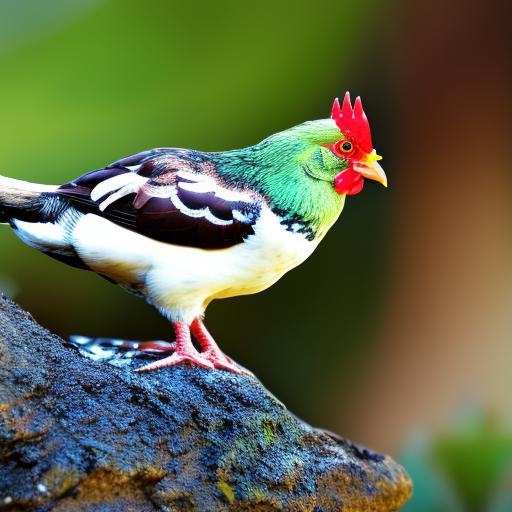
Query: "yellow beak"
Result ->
[[354, 150, 387, 187]]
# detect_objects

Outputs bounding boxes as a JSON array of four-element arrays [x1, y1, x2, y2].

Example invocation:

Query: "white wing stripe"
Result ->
[[215, 187, 252, 202], [178, 180, 252, 203], [176, 170, 208, 181], [98, 182, 141, 212], [89, 168, 254, 226], [232, 210, 249, 223], [91, 173, 146, 202], [178, 181, 214, 194], [170, 189, 233, 226], [204, 209, 233, 226]]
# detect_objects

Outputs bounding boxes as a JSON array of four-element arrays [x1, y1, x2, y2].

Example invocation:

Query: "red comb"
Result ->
[[331, 91, 373, 153]]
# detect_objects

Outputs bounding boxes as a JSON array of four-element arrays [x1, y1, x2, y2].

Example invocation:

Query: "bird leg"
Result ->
[[190, 318, 244, 374], [136, 321, 214, 372]]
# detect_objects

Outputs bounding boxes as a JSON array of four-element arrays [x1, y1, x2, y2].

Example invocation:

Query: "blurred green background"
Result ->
[[0, 1, 510, 509]]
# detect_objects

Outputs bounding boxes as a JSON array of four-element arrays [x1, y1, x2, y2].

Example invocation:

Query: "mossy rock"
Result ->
[[0, 293, 411, 511]]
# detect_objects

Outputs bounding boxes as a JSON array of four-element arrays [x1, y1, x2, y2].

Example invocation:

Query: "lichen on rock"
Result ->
[[0, 293, 411, 511]]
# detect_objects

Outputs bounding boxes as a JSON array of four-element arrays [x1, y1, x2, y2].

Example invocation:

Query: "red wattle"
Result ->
[[334, 168, 364, 196]]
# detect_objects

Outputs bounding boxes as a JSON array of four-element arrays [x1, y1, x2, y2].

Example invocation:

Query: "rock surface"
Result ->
[[0, 293, 411, 511]]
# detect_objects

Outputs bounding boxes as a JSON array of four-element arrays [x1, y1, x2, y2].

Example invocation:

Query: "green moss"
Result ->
[[252, 488, 267, 501], [218, 480, 235, 504], [262, 419, 277, 444]]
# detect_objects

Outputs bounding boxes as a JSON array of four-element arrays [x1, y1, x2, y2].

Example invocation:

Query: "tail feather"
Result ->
[[0, 175, 57, 222]]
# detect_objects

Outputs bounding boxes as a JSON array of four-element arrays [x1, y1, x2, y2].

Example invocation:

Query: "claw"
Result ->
[[190, 317, 251, 375], [135, 321, 215, 372], [89, 320, 249, 375], [136, 351, 215, 372], [201, 349, 246, 374]]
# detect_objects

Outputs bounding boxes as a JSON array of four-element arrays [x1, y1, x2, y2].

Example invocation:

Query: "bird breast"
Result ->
[[69, 206, 318, 315]]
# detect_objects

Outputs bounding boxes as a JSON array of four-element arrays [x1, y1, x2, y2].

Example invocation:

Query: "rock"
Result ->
[[0, 293, 411, 511]]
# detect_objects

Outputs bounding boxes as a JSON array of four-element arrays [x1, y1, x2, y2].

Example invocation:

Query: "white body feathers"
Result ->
[[10, 171, 326, 323], [14, 208, 318, 322]]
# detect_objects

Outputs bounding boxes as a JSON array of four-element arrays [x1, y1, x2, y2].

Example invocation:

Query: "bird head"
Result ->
[[292, 92, 387, 197], [327, 92, 386, 195]]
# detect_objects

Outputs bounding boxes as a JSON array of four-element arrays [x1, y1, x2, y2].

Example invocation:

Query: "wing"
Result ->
[[56, 149, 261, 249]]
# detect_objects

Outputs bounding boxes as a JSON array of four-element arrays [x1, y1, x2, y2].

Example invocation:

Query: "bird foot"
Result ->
[[200, 349, 247, 375], [136, 350, 215, 372]]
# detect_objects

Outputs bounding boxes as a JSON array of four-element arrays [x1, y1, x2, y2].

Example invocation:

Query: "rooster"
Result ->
[[0, 92, 386, 374]]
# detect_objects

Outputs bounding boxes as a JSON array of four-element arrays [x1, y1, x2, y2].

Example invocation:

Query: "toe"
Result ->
[[201, 351, 250, 375], [136, 352, 214, 372]]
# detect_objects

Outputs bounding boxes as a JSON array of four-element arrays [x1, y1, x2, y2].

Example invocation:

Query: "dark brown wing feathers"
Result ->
[[57, 149, 260, 249]]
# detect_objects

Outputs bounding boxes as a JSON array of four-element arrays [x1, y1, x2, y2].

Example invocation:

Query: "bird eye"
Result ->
[[329, 140, 356, 158]]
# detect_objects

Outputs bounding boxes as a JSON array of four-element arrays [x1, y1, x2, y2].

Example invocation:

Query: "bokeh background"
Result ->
[[0, 0, 510, 509]]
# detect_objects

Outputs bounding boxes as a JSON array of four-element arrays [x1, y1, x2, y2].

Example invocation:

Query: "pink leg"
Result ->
[[136, 321, 214, 372], [190, 318, 245, 375]]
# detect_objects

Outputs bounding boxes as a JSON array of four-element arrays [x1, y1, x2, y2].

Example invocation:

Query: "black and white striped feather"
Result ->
[[56, 149, 262, 250]]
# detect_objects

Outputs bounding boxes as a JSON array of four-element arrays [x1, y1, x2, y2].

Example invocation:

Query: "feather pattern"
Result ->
[[57, 149, 262, 249], [1, 115, 369, 332]]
